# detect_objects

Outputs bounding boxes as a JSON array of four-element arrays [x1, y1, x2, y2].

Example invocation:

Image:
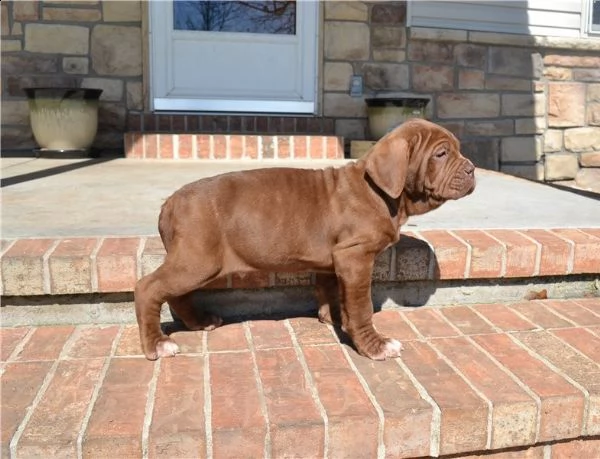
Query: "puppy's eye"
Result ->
[[434, 150, 447, 158]]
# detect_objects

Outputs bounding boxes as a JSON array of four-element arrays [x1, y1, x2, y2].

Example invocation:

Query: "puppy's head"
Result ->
[[364, 118, 475, 205]]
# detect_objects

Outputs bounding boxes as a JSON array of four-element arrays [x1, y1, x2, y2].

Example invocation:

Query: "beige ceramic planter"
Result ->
[[366, 97, 430, 140], [24, 88, 102, 152]]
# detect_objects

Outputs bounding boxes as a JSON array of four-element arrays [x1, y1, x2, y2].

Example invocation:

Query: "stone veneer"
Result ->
[[1, 1, 599, 190]]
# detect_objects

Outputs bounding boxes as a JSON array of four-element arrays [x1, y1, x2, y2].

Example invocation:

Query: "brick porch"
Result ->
[[2, 298, 600, 458]]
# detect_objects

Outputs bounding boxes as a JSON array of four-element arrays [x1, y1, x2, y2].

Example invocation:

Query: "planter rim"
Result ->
[[23, 87, 103, 100], [365, 97, 430, 108]]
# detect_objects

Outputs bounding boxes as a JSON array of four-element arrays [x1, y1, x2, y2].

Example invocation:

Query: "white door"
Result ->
[[150, 1, 319, 113]]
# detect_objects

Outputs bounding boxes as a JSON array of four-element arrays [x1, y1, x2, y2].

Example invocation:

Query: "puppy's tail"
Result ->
[[158, 196, 175, 252]]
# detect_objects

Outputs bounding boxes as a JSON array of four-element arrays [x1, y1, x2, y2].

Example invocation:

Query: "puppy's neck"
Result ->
[[401, 193, 445, 217]]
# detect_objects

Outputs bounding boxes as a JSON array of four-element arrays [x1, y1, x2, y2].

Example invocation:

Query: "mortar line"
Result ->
[[137, 237, 147, 281], [394, 357, 441, 457], [10, 326, 79, 457], [173, 134, 180, 160], [547, 229, 575, 274], [141, 359, 162, 459], [514, 230, 542, 276], [447, 230, 472, 278], [284, 319, 329, 458], [192, 134, 198, 159], [507, 332, 590, 436], [338, 344, 386, 459], [203, 332, 213, 459], [243, 322, 272, 458], [465, 335, 543, 444], [427, 338, 494, 450], [548, 328, 600, 370], [482, 230, 507, 277], [571, 299, 600, 319], [0, 327, 36, 374], [77, 325, 124, 459], [537, 301, 578, 327], [399, 310, 426, 340], [0, 239, 17, 295], [42, 239, 61, 295], [466, 305, 503, 334], [90, 237, 104, 292]]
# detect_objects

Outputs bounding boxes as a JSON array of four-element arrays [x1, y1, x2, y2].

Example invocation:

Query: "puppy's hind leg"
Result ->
[[168, 291, 223, 332], [135, 254, 221, 361]]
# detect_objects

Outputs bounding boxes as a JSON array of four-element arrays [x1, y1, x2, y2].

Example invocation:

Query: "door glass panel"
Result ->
[[174, 1, 296, 35]]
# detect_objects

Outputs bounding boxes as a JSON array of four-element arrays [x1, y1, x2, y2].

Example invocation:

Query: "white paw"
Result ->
[[156, 339, 180, 358], [383, 339, 403, 359]]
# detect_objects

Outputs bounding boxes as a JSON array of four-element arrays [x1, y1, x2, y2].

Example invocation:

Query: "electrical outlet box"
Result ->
[[350, 75, 363, 97]]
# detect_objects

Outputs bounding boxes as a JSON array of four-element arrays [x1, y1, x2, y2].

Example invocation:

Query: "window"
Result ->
[[589, 0, 600, 33]]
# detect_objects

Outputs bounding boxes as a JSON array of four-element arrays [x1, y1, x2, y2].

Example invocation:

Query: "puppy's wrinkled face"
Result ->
[[404, 121, 476, 202]]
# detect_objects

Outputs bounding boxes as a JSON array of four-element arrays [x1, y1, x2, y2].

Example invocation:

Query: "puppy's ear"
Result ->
[[364, 136, 409, 198]]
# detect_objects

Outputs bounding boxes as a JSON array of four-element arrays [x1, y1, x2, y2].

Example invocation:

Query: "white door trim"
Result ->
[[149, 1, 319, 114]]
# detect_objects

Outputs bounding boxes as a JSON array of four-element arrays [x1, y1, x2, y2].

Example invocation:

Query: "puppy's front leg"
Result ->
[[333, 247, 403, 360]]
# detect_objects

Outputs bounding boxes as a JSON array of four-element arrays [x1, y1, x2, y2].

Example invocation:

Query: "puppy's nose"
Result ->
[[464, 162, 475, 176]]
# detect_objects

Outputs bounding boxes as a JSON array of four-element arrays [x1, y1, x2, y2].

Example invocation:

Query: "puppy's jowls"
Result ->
[[135, 119, 475, 360]]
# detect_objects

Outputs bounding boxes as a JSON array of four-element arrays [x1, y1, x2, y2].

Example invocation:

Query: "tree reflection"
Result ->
[[174, 1, 296, 35]]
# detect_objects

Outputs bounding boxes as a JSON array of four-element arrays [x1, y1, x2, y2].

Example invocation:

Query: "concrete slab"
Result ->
[[1, 157, 599, 239]]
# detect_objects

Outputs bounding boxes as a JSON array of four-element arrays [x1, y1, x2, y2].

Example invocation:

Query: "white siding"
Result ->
[[409, 1, 584, 38]]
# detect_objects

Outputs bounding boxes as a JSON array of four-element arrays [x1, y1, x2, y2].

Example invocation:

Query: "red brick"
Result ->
[[294, 136, 307, 159], [210, 352, 266, 458], [230, 272, 270, 289], [248, 320, 293, 349], [543, 299, 600, 326], [508, 301, 573, 329], [273, 271, 312, 286], [127, 132, 144, 158], [302, 345, 379, 458], [419, 230, 468, 279], [49, 238, 97, 294], [15, 326, 74, 361], [83, 358, 154, 458], [473, 304, 537, 331], [454, 230, 504, 277], [141, 236, 165, 277], [349, 353, 433, 457], [551, 438, 600, 457], [213, 135, 227, 159], [255, 348, 325, 457], [1, 238, 55, 295], [514, 330, 600, 435], [440, 306, 496, 335], [396, 232, 431, 281], [288, 317, 337, 345], [1, 327, 30, 361], [207, 323, 248, 352], [159, 134, 173, 159], [66, 325, 120, 359], [522, 229, 572, 275], [474, 333, 584, 441], [432, 337, 537, 448], [229, 135, 243, 159], [115, 325, 143, 356], [487, 230, 538, 277], [262, 135, 275, 158], [244, 135, 259, 159], [372, 309, 420, 341], [580, 228, 600, 239], [144, 133, 158, 159], [167, 330, 204, 354], [552, 327, 600, 362], [196, 134, 211, 159], [403, 308, 459, 338], [309, 136, 325, 159], [178, 134, 193, 159], [327, 136, 344, 159], [96, 237, 139, 292], [277, 136, 290, 158], [551, 229, 600, 274], [17, 359, 104, 457], [1, 361, 53, 457], [401, 341, 488, 455], [149, 356, 206, 458]]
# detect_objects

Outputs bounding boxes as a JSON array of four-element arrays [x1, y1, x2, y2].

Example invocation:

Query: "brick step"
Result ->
[[1, 229, 599, 297], [1, 299, 599, 457], [124, 132, 345, 160]]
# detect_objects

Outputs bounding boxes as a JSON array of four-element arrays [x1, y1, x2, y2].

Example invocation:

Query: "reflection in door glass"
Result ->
[[174, 1, 296, 35]]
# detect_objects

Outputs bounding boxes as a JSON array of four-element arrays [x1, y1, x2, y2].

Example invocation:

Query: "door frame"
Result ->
[[148, 1, 320, 114]]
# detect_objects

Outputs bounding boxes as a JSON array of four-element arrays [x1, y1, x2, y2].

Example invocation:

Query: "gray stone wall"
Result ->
[[322, 1, 600, 191], [1, 0, 143, 150]]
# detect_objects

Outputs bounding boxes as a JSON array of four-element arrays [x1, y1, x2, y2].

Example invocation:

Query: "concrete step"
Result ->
[[124, 132, 345, 160], [2, 299, 599, 458]]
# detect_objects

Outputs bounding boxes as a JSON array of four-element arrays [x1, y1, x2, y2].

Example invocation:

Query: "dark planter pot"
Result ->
[[366, 97, 430, 140], [24, 87, 103, 154]]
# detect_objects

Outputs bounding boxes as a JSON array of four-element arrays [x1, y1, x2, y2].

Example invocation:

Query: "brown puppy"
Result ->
[[135, 119, 475, 360]]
